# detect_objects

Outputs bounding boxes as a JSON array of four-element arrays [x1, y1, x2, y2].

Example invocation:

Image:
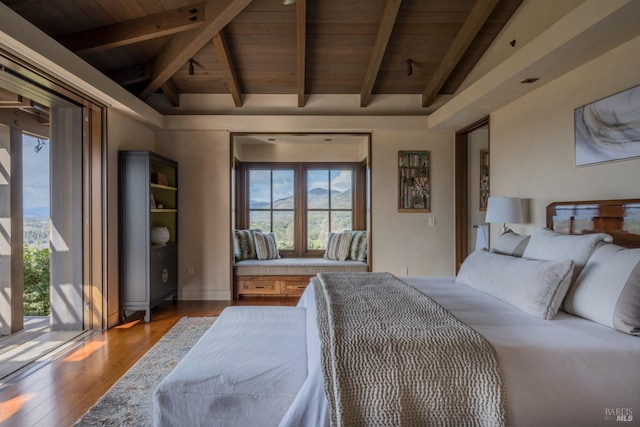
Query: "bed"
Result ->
[[154, 199, 640, 426]]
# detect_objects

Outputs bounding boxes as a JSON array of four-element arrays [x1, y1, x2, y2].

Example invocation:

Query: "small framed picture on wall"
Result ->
[[479, 149, 489, 211]]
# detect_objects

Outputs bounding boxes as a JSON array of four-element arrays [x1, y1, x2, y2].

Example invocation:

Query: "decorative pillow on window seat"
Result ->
[[349, 230, 368, 262], [253, 232, 280, 260], [233, 229, 261, 261], [456, 249, 574, 319], [324, 231, 352, 261]]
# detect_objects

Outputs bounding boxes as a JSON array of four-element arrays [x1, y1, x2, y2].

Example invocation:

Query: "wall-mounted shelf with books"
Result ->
[[398, 150, 430, 213]]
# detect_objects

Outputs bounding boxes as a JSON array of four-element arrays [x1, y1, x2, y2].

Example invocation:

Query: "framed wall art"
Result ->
[[398, 151, 430, 212], [575, 84, 640, 166], [479, 149, 489, 211]]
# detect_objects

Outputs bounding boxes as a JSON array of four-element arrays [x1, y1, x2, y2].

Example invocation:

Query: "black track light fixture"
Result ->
[[188, 59, 195, 76], [406, 59, 413, 76]]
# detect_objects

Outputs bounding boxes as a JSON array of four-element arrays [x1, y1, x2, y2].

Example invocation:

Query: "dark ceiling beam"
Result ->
[[296, 0, 307, 108], [212, 31, 243, 107], [107, 63, 151, 86], [57, 3, 205, 54], [359, 0, 402, 108], [140, 0, 252, 99], [421, 0, 499, 108], [161, 79, 180, 107]]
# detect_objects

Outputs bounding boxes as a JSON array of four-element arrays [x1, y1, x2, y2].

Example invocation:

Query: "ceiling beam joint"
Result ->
[[140, 0, 252, 100], [57, 3, 205, 53], [421, 0, 499, 108]]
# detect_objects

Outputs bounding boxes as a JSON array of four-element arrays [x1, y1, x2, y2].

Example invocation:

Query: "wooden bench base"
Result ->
[[235, 275, 313, 299]]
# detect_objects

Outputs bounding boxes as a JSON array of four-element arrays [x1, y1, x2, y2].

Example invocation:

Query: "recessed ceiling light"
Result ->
[[267, 138, 276, 141], [324, 138, 333, 142], [521, 77, 539, 84]]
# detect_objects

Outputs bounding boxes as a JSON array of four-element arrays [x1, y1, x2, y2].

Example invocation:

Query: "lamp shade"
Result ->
[[485, 196, 523, 224]]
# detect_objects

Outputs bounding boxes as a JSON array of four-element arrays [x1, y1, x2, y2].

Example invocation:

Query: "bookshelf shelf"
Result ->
[[398, 150, 430, 212]]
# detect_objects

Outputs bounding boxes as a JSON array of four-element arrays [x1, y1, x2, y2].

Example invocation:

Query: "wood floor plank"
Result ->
[[0, 298, 297, 426]]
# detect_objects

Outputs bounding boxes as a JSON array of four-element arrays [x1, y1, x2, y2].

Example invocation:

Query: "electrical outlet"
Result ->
[[428, 216, 436, 226], [401, 266, 408, 276], [187, 266, 194, 276]]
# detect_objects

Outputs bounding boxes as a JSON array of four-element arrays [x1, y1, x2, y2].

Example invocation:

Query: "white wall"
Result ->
[[371, 130, 454, 277], [490, 34, 640, 241], [156, 131, 232, 300], [106, 109, 155, 326]]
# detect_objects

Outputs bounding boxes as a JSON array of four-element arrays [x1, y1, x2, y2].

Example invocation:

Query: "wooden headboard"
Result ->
[[547, 199, 640, 248]]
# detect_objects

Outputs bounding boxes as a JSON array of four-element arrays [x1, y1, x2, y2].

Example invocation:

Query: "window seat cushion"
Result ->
[[234, 257, 368, 276]]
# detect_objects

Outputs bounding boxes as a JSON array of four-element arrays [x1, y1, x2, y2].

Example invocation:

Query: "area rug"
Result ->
[[75, 316, 216, 426]]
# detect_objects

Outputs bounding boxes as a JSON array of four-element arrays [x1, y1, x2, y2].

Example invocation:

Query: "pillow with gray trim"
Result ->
[[325, 231, 352, 261], [349, 230, 367, 262], [456, 249, 574, 319], [490, 229, 530, 257], [253, 231, 280, 260], [233, 229, 261, 261], [564, 243, 640, 335], [522, 227, 612, 283]]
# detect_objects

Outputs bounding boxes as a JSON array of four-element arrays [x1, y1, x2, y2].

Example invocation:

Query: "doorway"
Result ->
[[454, 117, 490, 272]]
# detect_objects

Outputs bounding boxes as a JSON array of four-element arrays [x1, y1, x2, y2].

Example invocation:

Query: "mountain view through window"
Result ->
[[248, 167, 353, 251]]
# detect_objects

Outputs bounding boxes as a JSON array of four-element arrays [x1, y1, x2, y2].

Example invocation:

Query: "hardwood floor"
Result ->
[[0, 298, 298, 427]]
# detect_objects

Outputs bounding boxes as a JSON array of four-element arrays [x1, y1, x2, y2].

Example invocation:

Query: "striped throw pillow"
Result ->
[[254, 232, 280, 260], [349, 230, 368, 261], [234, 229, 261, 261], [324, 231, 352, 261]]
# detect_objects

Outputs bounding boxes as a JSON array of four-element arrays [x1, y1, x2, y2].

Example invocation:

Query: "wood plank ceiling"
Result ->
[[1, 0, 523, 114]]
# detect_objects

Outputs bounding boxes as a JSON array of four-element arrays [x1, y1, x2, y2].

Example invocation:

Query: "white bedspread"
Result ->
[[154, 307, 308, 427], [281, 277, 640, 427]]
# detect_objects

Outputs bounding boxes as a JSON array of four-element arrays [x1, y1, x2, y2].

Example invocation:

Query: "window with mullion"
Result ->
[[305, 167, 353, 252], [248, 168, 295, 251]]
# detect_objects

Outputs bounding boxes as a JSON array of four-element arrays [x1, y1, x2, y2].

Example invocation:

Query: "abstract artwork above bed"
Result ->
[[574, 84, 640, 166]]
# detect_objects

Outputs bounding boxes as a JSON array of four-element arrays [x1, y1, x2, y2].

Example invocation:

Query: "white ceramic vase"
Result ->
[[151, 226, 170, 245]]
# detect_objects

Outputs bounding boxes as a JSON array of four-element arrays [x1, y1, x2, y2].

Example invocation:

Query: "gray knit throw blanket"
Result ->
[[313, 272, 508, 427]]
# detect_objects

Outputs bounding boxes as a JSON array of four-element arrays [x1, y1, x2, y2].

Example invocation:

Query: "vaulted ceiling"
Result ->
[[1, 0, 523, 115]]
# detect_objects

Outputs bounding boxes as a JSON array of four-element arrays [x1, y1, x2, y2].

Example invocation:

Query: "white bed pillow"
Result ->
[[253, 232, 280, 260], [522, 228, 612, 283], [564, 244, 640, 335], [456, 249, 574, 319], [490, 229, 530, 257]]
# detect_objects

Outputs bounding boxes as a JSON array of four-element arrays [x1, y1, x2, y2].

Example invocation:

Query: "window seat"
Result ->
[[233, 258, 369, 298]]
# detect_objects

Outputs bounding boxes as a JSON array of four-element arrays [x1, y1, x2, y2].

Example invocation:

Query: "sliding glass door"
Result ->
[[0, 52, 105, 335]]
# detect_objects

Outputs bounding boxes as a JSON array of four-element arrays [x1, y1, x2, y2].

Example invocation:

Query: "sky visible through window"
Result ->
[[23, 134, 50, 218], [249, 169, 352, 205]]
